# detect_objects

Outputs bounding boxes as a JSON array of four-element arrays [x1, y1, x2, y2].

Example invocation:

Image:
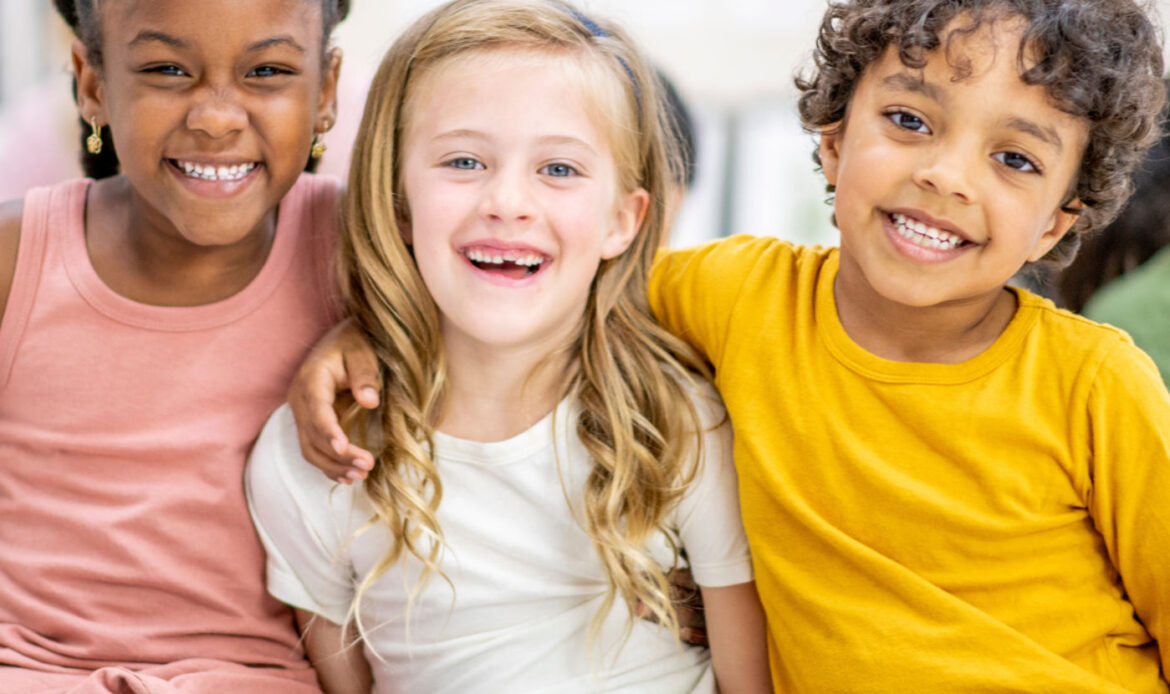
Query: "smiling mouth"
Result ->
[[170, 159, 259, 182], [889, 212, 970, 251], [465, 248, 546, 278]]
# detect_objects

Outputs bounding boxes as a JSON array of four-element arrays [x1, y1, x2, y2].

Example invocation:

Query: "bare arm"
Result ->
[[288, 319, 380, 481], [0, 199, 24, 329], [702, 581, 772, 694], [295, 609, 373, 694]]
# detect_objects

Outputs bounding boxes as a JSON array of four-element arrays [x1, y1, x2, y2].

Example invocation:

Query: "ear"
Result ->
[[72, 38, 105, 125], [818, 123, 845, 187], [1028, 197, 1082, 262], [601, 187, 649, 259], [316, 48, 342, 133]]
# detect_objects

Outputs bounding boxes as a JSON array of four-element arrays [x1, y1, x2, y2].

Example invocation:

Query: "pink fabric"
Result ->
[[0, 176, 341, 692]]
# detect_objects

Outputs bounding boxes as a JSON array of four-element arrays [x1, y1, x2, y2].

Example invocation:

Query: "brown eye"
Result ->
[[886, 110, 929, 134]]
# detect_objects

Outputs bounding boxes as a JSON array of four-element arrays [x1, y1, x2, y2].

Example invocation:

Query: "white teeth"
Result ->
[[176, 160, 257, 182], [891, 212, 964, 251], [466, 249, 544, 267]]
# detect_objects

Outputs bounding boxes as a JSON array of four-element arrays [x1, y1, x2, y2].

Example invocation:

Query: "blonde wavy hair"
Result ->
[[338, 0, 709, 645]]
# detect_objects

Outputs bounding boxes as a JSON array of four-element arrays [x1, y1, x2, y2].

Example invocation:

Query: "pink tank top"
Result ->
[[0, 176, 340, 676]]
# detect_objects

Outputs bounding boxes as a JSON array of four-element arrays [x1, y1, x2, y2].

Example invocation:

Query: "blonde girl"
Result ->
[[246, 1, 770, 692]]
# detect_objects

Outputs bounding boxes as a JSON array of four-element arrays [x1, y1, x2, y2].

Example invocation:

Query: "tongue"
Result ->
[[481, 261, 533, 280]]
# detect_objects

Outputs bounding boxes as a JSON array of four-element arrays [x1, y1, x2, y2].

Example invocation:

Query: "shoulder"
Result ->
[[247, 404, 351, 518], [1017, 289, 1161, 390], [0, 197, 25, 324]]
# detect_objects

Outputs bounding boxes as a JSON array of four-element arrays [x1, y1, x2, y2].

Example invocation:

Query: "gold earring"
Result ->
[[310, 135, 326, 159], [86, 117, 103, 155]]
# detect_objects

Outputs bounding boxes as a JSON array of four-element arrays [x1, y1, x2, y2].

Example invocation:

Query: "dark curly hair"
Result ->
[[795, 0, 1166, 268], [53, 0, 352, 179]]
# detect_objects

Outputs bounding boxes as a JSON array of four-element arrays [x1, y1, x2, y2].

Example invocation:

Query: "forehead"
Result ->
[[405, 48, 625, 143], [102, 0, 323, 50]]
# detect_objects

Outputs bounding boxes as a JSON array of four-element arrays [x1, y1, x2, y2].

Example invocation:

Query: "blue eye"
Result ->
[[993, 151, 1039, 173], [445, 157, 484, 170], [540, 163, 578, 178], [887, 110, 930, 134]]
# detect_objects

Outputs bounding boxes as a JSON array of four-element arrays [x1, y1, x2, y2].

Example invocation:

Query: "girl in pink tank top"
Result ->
[[0, 1, 351, 692]]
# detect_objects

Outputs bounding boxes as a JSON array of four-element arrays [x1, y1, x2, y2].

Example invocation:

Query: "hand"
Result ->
[[635, 567, 707, 646], [288, 319, 380, 483]]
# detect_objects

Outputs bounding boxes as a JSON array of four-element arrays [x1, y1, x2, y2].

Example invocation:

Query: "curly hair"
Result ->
[[339, 0, 707, 649], [796, 0, 1165, 268], [53, 0, 351, 179]]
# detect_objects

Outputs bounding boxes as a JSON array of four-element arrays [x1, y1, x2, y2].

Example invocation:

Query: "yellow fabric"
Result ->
[[650, 235, 1170, 693]]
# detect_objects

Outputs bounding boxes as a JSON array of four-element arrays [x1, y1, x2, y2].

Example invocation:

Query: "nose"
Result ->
[[478, 165, 535, 224], [186, 88, 248, 139], [911, 138, 978, 203]]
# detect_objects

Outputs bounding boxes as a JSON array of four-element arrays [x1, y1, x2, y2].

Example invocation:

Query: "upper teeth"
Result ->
[[466, 249, 544, 267], [177, 161, 257, 181], [891, 212, 964, 250]]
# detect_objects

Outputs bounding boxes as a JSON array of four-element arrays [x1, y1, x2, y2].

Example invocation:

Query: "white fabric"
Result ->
[[246, 387, 752, 694]]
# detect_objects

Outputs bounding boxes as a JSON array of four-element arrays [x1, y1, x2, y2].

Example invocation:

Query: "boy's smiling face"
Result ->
[[820, 15, 1088, 311]]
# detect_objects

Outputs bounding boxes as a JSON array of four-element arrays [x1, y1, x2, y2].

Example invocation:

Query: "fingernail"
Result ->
[[332, 438, 347, 455], [346, 469, 363, 481], [360, 387, 379, 404]]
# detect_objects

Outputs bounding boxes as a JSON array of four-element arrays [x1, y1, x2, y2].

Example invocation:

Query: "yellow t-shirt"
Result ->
[[650, 235, 1170, 693]]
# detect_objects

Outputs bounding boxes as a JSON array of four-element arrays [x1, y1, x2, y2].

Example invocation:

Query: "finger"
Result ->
[[297, 432, 354, 483], [678, 626, 708, 647], [343, 347, 381, 410]]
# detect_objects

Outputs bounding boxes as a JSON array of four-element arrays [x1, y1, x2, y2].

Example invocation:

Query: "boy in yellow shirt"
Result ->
[[290, 0, 1169, 690]]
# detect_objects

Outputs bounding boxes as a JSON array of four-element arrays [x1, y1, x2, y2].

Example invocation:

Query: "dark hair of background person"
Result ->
[[51, 0, 352, 180], [658, 69, 697, 191], [1057, 84, 1170, 313]]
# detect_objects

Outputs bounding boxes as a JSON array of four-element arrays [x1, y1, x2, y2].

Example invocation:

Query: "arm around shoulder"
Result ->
[[0, 198, 24, 327]]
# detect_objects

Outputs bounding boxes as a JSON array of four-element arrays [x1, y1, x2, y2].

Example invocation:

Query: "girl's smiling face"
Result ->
[[820, 15, 1088, 312], [75, 0, 339, 247], [398, 49, 647, 356]]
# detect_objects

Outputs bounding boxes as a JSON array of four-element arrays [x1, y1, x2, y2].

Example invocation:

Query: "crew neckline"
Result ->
[[433, 398, 575, 466], [816, 249, 1039, 384]]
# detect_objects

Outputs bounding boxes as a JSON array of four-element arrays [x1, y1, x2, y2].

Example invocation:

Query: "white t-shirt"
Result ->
[[246, 389, 752, 694]]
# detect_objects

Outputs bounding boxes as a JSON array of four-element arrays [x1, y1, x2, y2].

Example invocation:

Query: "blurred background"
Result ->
[[1, 0, 1168, 249]]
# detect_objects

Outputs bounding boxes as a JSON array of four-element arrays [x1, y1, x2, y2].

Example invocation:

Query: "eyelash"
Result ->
[[884, 109, 1042, 175], [539, 162, 579, 178], [440, 159, 581, 178], [142, 65, 291, 79], [444, 157, 484, 171]]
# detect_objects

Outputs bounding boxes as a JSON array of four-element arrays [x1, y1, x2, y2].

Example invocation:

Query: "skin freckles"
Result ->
[[818, 15, 1088, 362]]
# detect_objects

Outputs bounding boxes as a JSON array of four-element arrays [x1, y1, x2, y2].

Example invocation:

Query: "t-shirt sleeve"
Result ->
[[1085, 339, 1170, 674], [670, 383, 753, 588], [649, 235, 765, 371], [245, 404, 356, 625]]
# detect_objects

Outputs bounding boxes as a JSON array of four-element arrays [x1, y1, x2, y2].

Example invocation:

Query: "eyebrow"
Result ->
[[880, 72, 944, 103], [129, 30, 189, 50], [1002, 116, 1063, 152], [128, 32, 305, 55], [246, 36, 306, 54], [432, 130, 597, 154]]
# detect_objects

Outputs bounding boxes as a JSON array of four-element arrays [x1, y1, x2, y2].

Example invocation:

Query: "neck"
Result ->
[[84, 176, 276, 306], [438, 330, 571, 443], [833, 256, 1018, 364]]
